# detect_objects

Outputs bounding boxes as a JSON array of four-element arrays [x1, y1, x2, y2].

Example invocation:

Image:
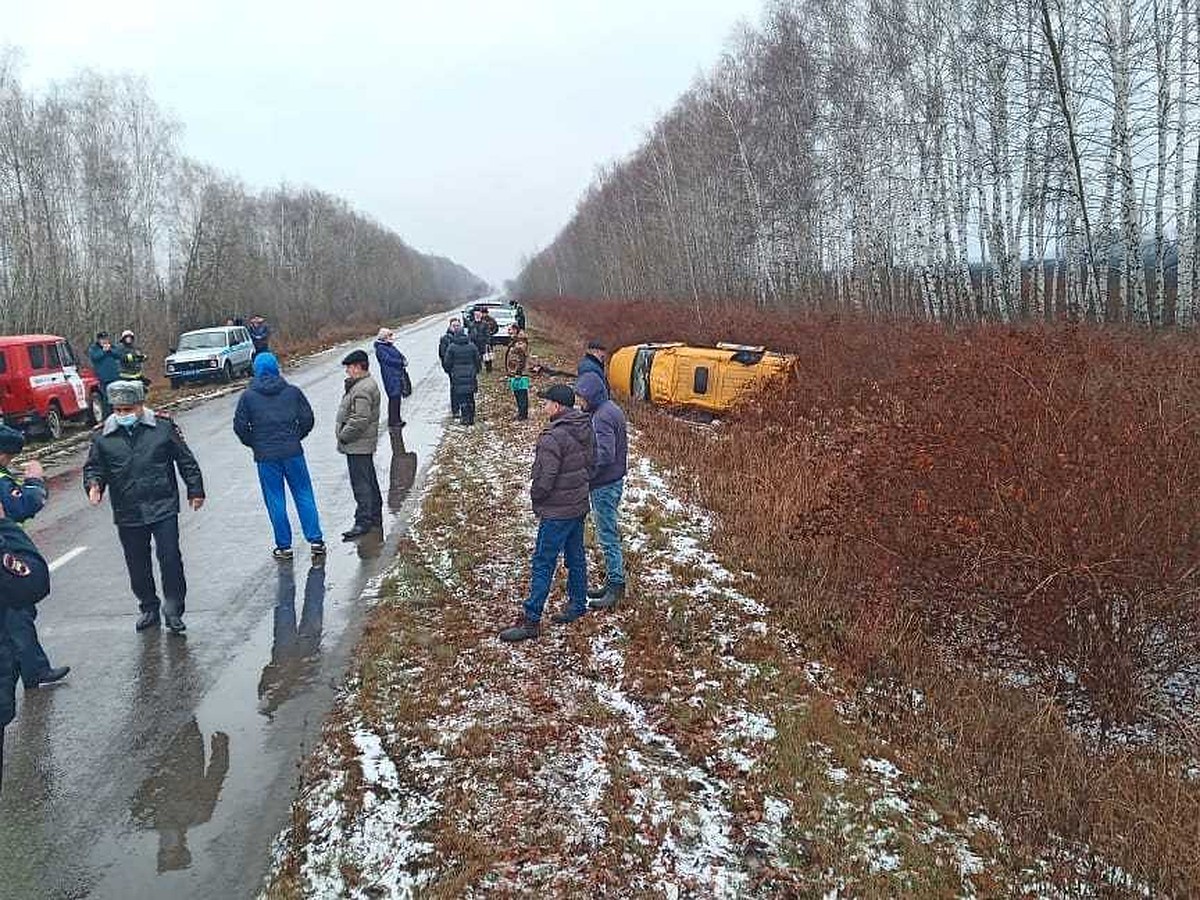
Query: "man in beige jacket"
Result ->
[[335, 350, 382, 540]]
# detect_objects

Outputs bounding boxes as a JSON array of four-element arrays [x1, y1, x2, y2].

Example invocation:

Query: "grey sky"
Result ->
[[8, 0, 761, 286]]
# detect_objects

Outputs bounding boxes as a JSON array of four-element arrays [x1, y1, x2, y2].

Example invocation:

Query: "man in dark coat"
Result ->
[[84, 380, 206, 633], [248, 315, 271, 358], [576, 372, 629, 610], [88, 332, 123, 417], [117, 330, 149, 384], [438, 318, 464, 414], [0, 425, 69, 688], [374, 328, 409, 428], [500, 383, 595, 642], [233, 353, 325, 560], [335, 350, 383, 541], [442, 330, 481, 425], [578, 339, 608, 387], [0, 504, 52, 791], [467, 308, 497, 373]]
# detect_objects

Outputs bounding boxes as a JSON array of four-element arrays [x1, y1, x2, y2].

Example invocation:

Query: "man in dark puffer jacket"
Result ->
[[233, 353, 325, 560], [442, 330, 482, 425], [500, 383, 595, 642]]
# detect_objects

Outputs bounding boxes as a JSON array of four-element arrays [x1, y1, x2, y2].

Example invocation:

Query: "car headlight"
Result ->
[[166, 363, 175, 373], [209, 357, 219, 368]]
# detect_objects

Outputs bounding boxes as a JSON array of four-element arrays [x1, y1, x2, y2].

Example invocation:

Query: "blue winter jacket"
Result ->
[[575, 372, 627, 489], [87, 342, 122, 384], [233, 360, 315, 462], [0, 467, 48, 522], [249, 323, 271, 351], [374, 340, 409, 398], [577, 353, 607, 387]]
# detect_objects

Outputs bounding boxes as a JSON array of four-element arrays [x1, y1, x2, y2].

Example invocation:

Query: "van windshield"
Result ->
[[177, 332, 228, 351]]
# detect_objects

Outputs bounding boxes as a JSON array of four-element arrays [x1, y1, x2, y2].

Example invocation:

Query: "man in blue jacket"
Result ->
[[374, 328, 409, 429], [248, 315, 271, 359], [575, 373, 628, 609], [233, 353, 325, 560], [0, 424, 69, 687], [88, 332, 123, 417], [577, 339, 608, 387]]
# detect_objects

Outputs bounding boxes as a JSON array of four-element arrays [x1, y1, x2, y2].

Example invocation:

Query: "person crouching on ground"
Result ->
[[0, 425, 69, 687], [442, 326, 481, 425], [499, 384, 595, 643], [233, 353, 326, 560], [505, 326, 530, 421], [575, 372, 628, 609], [84, 380, 205, 634], [336, 350, 383, 541]]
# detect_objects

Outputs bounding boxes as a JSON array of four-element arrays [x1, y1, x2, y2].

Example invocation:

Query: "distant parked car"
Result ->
[[608, 342, 796, 414], [0, 334, 104, 439], [165, 326, 254, 389], [461, 301, 517, 345]]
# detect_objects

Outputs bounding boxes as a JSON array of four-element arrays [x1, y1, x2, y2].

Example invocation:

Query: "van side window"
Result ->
[[58, 341, 77, 367], [693, 366, 710, 394], [28, 345, 46, 370], [0, 351, 6, 374], [46, 344, 62, 369]]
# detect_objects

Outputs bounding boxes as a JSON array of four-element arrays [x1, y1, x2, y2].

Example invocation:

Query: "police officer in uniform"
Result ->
[[0, 425, 69, 688], [0, 500, 53, 791]]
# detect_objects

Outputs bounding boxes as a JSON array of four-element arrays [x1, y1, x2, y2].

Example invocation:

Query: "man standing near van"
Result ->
[[575, 372, 628, 609], [249, 315, 271, 359], [117, 330, 148, 385], [335, 351, 382, 541], [84, 381, 205, 634], [88, 332, 122, 418], [578, 339, 608, 387], [0, 425, 69, 687]]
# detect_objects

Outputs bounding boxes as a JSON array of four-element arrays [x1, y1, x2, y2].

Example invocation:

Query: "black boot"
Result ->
[[135, 610, 161, 632], [586, 582, 607, 600], [588, 582, 625, 611], [28, 666, 70, 688], [498, 614, 540, 643], [164, 615, 187, 635]]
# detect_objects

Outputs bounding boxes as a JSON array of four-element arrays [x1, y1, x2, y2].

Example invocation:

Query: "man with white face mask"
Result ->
[[84, 380, 206, 634]]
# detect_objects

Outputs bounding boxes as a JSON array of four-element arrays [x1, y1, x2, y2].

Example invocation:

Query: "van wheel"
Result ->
[[87, 391, 104, 425], [221, 361, 233, 383], [45, 403, 64, 441]]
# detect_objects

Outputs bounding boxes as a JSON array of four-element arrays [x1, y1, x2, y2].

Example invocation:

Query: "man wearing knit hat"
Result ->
[[234, 353, 325, 560], [0, 424, 69, 687], [84, 380, 206, 633]]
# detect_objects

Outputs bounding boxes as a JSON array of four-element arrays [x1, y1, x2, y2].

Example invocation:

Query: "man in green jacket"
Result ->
[[335, 350, 382, 541]]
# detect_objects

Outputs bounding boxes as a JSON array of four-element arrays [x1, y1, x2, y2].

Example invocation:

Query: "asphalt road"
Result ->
[[0, 312, 454, 900]]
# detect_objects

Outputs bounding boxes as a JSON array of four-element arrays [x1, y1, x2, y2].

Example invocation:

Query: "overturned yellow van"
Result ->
[[608, 342, 796, 414]]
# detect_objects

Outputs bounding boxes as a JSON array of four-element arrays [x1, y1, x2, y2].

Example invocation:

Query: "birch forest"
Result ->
[[517, 0, 1200, 325], [0, 52, 486, 351]]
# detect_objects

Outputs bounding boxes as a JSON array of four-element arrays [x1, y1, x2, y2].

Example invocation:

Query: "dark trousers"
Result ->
[[6, 606, 52, 686], [453, 389, 476, 425], [386, 395, 404, 428], [99, 381, 116, 418], [449, 384, 459, 416], [346, 454, 383, 528], [118, 515, 186, 618], [514, 389, 529, 420]]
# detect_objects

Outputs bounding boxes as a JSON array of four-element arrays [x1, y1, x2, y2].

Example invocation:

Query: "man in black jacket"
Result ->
[[442, 330, 482, 425], [438, 318, 465, 415], [84, 380, 206, 634]]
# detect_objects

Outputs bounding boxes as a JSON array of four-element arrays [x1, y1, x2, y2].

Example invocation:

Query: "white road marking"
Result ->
[[48, 546, 88, 572]]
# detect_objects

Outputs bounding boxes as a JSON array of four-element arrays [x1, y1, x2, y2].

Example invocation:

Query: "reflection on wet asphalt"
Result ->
[[0, 312, 447, 899]]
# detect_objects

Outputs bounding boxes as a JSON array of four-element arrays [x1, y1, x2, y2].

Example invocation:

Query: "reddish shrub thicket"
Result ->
[[534, 298, 1200, 729]]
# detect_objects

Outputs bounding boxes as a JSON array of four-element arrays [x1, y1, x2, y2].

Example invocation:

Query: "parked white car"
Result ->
[[165, 326, 255, 389]]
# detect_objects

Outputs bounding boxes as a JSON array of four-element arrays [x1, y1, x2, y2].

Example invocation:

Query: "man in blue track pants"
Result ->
[[233, 353, 326, 560]]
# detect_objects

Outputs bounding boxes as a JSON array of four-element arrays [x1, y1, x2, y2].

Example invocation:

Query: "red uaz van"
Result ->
[[0, 335, 104, 440]]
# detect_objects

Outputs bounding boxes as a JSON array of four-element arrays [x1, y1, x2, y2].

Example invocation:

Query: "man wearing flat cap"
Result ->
[[335, 350, 383, 541], [0, 424, 69, 687], [84, 380, 205, 634], [499, 383, 595, 643]]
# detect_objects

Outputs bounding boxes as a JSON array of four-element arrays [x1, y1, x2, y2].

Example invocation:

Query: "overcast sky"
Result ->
[[7, 0, 761, 287]]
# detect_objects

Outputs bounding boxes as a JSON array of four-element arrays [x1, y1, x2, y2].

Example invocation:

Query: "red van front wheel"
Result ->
[[44, 402, 64, 441], [88, 391, 105, 425]]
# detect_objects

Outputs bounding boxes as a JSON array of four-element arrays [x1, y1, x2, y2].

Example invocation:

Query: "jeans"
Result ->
[[590, 479, 625, 586], [514, 389, 529, 420], [6, 605, 52, 686], [523, 515, 587, 623], [346, 454, 382, 528], [257, 454, 323, 549], [118, 515, 186, 618]]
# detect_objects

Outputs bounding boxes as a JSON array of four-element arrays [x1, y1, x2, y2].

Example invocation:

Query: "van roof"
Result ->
[[181, 326, 236, 336], [0, 334, 65, 345]]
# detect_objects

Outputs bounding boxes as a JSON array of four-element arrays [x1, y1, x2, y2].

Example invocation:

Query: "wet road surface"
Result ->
[[0, 313, 454, 899]]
